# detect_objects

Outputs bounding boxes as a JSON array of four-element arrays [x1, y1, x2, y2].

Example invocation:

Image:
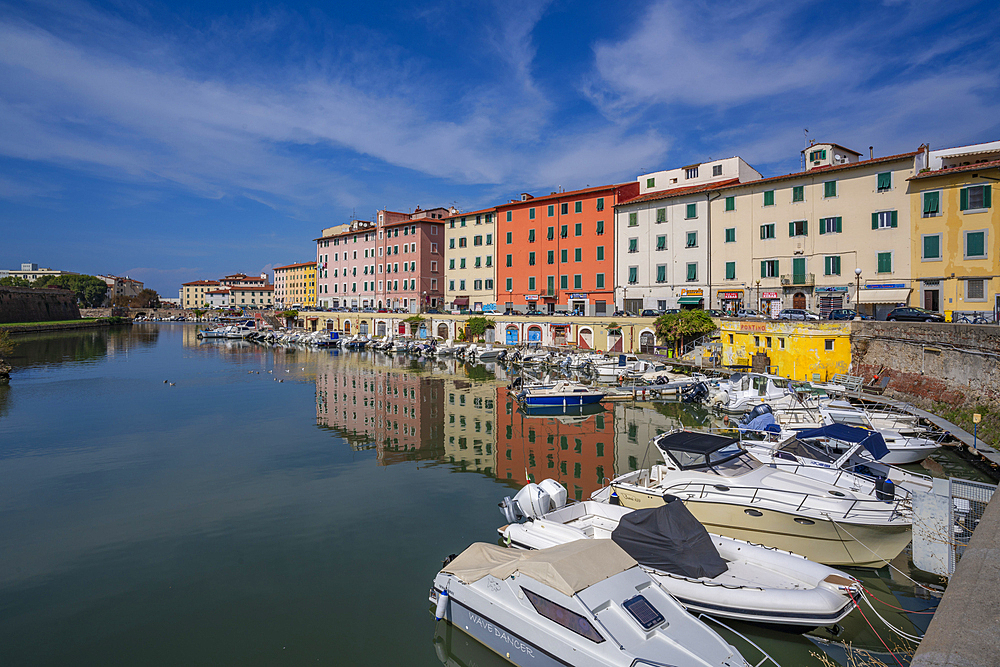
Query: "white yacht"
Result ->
[[498, 487, 858, 631], [431, 539, 749, 667], [602, 430, 912, 568]]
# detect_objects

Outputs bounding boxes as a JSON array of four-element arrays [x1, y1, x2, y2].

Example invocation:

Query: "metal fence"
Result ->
[[949, 477, 997, 574]]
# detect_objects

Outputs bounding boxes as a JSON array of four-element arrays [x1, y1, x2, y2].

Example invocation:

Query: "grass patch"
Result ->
[[934, 402, 996, 447], [0, 319, 98, 327]]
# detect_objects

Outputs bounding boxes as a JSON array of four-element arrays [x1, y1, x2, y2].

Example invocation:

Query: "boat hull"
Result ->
[[610, 485, 911, 568], [520, 394, 604, 407]]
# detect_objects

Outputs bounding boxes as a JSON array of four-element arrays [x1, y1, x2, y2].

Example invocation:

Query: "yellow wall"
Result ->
[[910, 175, 997, 314], [719, 320, 851, 381]]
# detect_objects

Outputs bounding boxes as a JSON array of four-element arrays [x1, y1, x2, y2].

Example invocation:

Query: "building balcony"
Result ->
[[780, 273, 815, 286]]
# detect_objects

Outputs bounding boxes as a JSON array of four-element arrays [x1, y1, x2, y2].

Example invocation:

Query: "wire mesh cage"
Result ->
[[949, 477, 996, 574]]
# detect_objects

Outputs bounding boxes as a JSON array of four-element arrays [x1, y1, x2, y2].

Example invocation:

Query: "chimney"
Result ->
[[869, 146, 874, 160]]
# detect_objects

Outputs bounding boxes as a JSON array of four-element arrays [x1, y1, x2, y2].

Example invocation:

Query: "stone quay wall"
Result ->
[[850, 321, 1000, 408], [0, 286, 80, 324]]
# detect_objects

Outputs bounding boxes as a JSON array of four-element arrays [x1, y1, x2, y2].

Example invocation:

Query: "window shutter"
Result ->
[[687, 264, 696, 281], [836, 217, 842, 233], [803, 220, 808, 235], [597, 220, 604, 234], [657, 265, 665, 282], [986, 185, 993, 208], [760, 226, 766, 240], [761, 261, 766, 278], [960, 187, 969, 211], [872, 213, 878, 230], [819, 219, 826, 235], [824, 256, 831, 275], [891, 210, 898, 228], [789, 221, 795, 237], [725, 196, 734, 211]]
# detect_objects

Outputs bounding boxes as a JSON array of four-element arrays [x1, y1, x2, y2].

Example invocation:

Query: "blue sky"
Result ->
[[1, 0, 998, 296]]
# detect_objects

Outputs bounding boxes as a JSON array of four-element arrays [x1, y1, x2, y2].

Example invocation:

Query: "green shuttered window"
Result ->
[[824, 181, 837, 198], [656, 235, 666, 250], [792, 186, 804, 202], [596, 273, 605, 288], [877, 252, 892, 273], [686, 203, 697, 218], [628, 267, 637, 284], [725, 196, 735, 211], [725, 261, 736, 280], [824, 256, 841, 275], [877, 172, 891, 191], [656, 208, 666, 223], [923, 191, 940, 216], [966, 231, 986, 258], [763, 190, 774, 206], [923, 235, 940, 259], [656, 265, 666, 283], [686, 263, 697, 281], [725, 228, 736, 243]]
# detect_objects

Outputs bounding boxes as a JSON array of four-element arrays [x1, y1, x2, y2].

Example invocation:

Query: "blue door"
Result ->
[[528, 327, 542, 342], [506, 327, 519, 345]]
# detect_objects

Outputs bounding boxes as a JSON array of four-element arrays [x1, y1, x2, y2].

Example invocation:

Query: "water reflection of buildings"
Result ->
[[496, 388, 616, 501], [442, 379, 497, 477], [315, 362, 444, 465], [613, 403, 678, 476]]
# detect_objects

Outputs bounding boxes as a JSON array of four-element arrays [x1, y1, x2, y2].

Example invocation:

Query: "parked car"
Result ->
[[640, 309, 659, 317], [704, 309, 725, 317], [778, 308, 821, 321], [828, 309, 869, 320], [885, 307, 945, 322], [424, 308, 441, 314], [660, 308, 681, 315], [736, 309, 766, 319]]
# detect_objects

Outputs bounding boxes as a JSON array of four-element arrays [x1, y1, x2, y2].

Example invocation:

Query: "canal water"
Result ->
[[0, 325, 967, 666]]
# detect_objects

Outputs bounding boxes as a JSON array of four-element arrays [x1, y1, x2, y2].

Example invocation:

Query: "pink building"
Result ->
[[315, 220, 377, 309], [375, 206, 448, 312]]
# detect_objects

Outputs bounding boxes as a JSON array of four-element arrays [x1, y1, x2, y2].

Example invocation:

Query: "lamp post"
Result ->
[[854, 268, 863, 320], [755, 280, 761, 313]]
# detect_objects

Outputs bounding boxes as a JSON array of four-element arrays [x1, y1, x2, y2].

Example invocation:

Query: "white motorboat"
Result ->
[[817, 403, 940, 464], [602, 430, 912, 568], [430, 539, 749, 667], [591, 354, 644, 382], [498, 486, 858, 631], [708, 373, 811, 413], [224, 324, 256, 339], [515, 380, 606, 410], [197, 327, 228, 339]]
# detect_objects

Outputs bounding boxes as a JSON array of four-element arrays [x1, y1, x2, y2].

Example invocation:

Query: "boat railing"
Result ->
[[652, 479, 909, 521], [695, 614, 783, 667]]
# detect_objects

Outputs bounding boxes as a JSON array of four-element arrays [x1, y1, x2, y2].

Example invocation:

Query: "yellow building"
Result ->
[[273, 261, 317, 308], [709, 143, 920, 319], [909, 144, 998, 318], [719, 320, 851, 382], [179, 280, 221, 308], [444, 207, 497, 312], [441, 378, 497, 476]]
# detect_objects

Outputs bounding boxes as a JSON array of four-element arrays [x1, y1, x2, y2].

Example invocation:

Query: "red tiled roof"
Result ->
[[230, 285, 274, 291], [273, 261, 316, 271], [711, 152, 919, 193], [620, 178, 741, 205], [445, 206, 497, 220], [909, 158, 1000, 180], [206, 289, 229, 295], [496, 183, 632, 209], [182, 280, 220, 286]]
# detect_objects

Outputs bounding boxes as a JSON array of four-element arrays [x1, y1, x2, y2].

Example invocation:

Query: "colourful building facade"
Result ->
[[719, 320, 852, 381], [273, 261, 316, 308]]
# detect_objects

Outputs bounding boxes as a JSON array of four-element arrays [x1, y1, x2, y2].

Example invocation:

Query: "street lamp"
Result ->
[[854, 268, 863, 319], [755, 280, 761, 313]]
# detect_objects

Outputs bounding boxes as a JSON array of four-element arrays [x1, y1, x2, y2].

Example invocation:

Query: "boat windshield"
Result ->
[[778, 438, 837, 463], [665, 441, 757, 474], [828, 412, 872, 428]]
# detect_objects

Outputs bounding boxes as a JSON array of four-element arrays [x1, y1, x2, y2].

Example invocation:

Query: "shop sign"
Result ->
[[761, 291, 780, 299], [681, 288, 704, 296], [865, 283, 905, 289], [739, 323, 767, 332], [719, 291, 743, 299], [815, 286, 849, 292], [569, 293, 588, 299], [524, 295, 539, 301]]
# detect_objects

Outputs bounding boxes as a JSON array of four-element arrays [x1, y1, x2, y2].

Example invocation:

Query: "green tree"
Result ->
[[130, 289, 161, 308], [192, 309, 207, 321], [464, 316, 496, 342], [34, 275, 109, 308], [0, 276, 32, 288], [654, 310, 717, 356], [0, 330, 14, 381]]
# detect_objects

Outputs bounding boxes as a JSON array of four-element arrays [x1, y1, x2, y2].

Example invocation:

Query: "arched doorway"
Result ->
[[505, 326, 519, 344], [484, 326, 495, 344], [640, 330, 655, 354], [437, 323, 449, 339], [418, 323, 428, 339], [608, 329, 623, 352], [793, 292, 806, 309], [344, 321, 351, 333], [359, 321, 369, 335], [527, 326, 542, 342], [579, 327, 593, 349], [376, 321, 386, 336]]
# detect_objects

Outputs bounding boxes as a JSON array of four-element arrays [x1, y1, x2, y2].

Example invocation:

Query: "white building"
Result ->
[[3, 262, 79, 282], [99, 275, 144, 303], [205, 289, 231, 309], [614, 157, 761, 312]]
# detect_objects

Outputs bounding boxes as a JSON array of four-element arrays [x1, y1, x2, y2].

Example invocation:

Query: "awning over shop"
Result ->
[[677, 296, 705, 305], [858, 288, 911, 304], [452, 297, 469, 306]]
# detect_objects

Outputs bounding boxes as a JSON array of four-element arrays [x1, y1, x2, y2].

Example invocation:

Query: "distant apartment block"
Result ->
[[273, 261, 316, 308], [375, 206, 447, 312], [444, 206, 497, 312], [315, 220, 378, 309], [1, 262, 79, 282]]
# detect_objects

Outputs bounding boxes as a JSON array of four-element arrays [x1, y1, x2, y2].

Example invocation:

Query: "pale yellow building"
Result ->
[[710, 144, 922, 319], [909, 142, 999, 317], [719, 320, 852, 381], [180, 280, 221, 308], [273, 261, 317, 308], [441, 378, 498, 476], [444, 207, 497, 312]]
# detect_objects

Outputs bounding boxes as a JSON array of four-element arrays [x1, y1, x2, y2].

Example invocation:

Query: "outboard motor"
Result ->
[[739, 403, 773, 426], [681, 381, 709, 403], [499, 479, 567, 523]]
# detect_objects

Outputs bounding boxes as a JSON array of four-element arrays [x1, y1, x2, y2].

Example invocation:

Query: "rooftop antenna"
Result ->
[[801, 129, 809, 171]]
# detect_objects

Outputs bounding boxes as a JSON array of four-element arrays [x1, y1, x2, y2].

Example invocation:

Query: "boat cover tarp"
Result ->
[[795, 423, 890, 460], [738, 412, 782, 434], [610, 499, 728, 579], [442, 539, 637, 596]]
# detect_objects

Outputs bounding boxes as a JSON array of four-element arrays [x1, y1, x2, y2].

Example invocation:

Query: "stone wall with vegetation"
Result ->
[[851, 321, 1000, 445], [0, 286, 80, 324]]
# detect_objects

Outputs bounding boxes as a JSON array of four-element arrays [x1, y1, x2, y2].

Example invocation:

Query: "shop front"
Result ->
[[857, 284, 911, 320], [568, 293, 588, 316], [717, 290, 744, 315], [815, 286, 848, 317], [524, 294, 539, 313], [761, 291, 781, 318], [678, 288, 704, 310]]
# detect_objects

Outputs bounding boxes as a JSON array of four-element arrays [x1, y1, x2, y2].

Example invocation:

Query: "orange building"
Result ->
[[496, 183, 639, 316], [495, 388, 616, 501]]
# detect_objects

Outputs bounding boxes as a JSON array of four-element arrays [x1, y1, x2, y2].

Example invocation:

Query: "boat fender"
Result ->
[[609, 490, 620, 506], [434, 589, 450, 621], [875, 477, 895, 501]]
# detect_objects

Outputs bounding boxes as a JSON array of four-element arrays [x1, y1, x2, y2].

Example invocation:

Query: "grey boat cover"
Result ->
[[611, 498, 728, 579], [442, 539, 637, 596]]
